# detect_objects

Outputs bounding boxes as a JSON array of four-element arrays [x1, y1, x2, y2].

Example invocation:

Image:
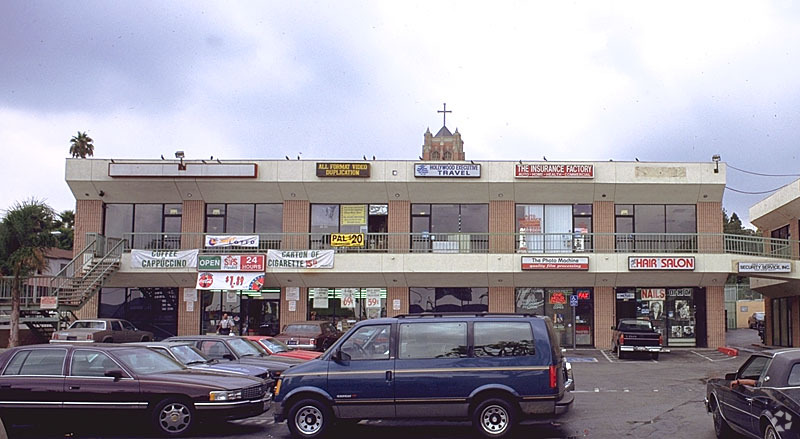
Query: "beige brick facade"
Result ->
[[388, 200, 410, 252], [488, 287, 514, 313], [697, 202, 723, 252], [74, 200, 103, 319], [489, 200, 515, 252], [706, 286, 725, 348], [592, 201, 614, 251], [280, 287, 308, 327], [387, 287, 409, 317], [282, 200, 310, 250], [177, 287, 201, 335], [593, 286, 615, 349]]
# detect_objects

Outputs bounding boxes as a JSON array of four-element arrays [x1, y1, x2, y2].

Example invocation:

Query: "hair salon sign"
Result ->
[[628, 256, 695, 271]]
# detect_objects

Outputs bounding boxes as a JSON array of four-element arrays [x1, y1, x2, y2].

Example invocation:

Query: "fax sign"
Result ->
[[569, 295, 579, 307]]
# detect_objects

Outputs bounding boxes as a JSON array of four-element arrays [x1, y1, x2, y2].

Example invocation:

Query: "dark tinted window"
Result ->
[[3, 349, 66, 376], [788, 363, 800, 386], [255, 204, 283, 233], [110, 321, 122, 331], [71, 350, 118, 377], [474, 322, 535, 357], [399, 322, 467, 359], [227, 204, 255, 233], [104, 204, 133, 238], [340, 325, 391, 360]]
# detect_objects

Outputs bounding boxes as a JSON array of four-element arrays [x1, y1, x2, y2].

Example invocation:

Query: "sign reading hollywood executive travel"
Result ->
[[414, 163, 481, 178]]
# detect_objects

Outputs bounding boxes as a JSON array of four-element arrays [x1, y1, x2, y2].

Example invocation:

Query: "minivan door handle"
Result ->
[[385, 371, 393, 382]]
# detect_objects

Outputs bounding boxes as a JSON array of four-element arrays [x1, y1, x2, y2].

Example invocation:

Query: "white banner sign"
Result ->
[[267, 250, 334, 269], [204, 235, 259, 248], [341, 288, 357, 308], [132, 249, 198, 269], [365, 288, 382, 309], [195, 272, 266, 290], [738, 262, 791, 273]]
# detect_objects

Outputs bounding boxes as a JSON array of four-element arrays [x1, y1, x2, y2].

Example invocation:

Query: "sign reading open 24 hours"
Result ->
[[198, 254, 265, 271], [414, 163, 481, 178], [628, 256, 695, 270]]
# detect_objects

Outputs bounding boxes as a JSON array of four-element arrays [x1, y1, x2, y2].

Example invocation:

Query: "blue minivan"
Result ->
[[273, 313, 574, 439]]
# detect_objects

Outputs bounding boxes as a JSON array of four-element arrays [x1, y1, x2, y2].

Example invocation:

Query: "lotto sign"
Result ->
[[331, 233, 365, 247], [195, 272, 265, 291], [628, 257, 695, 271], [204, 235, 259, 248], [198, 254, 265, 271]]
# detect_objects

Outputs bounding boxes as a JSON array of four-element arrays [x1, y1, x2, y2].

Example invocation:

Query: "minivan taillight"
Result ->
[[549, 365, 557, 389]]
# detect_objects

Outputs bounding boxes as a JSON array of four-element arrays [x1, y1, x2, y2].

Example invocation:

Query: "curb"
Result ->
[[717, 346, 739, 357]]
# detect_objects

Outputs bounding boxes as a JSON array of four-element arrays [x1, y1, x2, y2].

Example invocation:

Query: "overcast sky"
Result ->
[[2, 1, 800, 227]]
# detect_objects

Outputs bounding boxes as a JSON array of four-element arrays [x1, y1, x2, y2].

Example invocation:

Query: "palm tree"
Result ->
[[0, 200, 57, 347], [69, 131, 95, 158]]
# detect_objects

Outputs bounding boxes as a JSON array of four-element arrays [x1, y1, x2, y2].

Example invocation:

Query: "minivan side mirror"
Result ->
[[333, 349, 351, 364]]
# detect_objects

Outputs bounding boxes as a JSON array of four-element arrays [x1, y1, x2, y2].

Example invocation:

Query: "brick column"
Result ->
[[697, 202, 723, 253], [706, 286, 725, 348], [592, 201, 614, 252], [793, 297, 800, 348], [280, 287, 308, 328], [594, 286, 615, 349], [387, 287, 409, 317], [489, 200, 515, 253], [181, 200, 205, 249], [283, 200, 310, 250], [388, 200, 410, 252], [74, 200, 103, 319], [764, 297, 773, 345], [488, 287, 514, 313], [177, 287, 201, 335]]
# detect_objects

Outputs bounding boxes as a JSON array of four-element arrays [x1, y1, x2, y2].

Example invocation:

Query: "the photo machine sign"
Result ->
[[316, 162, 370, 178], [628, 256, 695, 271], [521, 256, 589, 271]]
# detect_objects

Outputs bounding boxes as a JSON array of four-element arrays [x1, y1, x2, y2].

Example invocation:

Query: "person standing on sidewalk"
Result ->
[[217, 313, 234, 335]]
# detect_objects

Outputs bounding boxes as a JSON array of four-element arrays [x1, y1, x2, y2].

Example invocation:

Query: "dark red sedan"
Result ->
[[273, 320, 342, 351], [0, 344, 271, 436]]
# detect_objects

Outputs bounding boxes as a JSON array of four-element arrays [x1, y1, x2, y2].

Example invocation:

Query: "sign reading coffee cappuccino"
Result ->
[[738, 262, 791, 273], [515, 163, 594, 178], [132, 249, 198, 269], [521, 256, 589, 270], [316, 162, 370, 177]]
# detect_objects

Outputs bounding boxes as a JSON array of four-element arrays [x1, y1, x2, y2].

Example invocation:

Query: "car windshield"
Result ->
[[618, 320, 653, 331], [228, 338, 264, 357], [169, 345, 210, 365], [261, 338, 289, 353], [284, 324, 319, 334], [114, 348, 185, 374], [69, 321, 106, 330]]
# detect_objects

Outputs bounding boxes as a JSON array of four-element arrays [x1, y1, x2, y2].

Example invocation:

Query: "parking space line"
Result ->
[[691, 350, 714, 361], [599, 350, 615, 363]]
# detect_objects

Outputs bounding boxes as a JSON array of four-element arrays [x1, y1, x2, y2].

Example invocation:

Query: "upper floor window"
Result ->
[[310, 204, 388, 250], [516, 204, 592, 253], [205, 204, 283, 234], [615, 204, 696, 252], [411, 204, 488, 253], [104, 204, 182, 249]]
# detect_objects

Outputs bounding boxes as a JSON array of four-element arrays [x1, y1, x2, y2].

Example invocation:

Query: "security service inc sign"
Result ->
[[628, 257, 695, 271], [515, 163, 594, 178], [522, 256, 589, 270], [132, 249, 198, 269], [414, 163, 481, 178], [198, 254, 265, 271], [267, 250, 334, 269], [738, 262, 791, 273]]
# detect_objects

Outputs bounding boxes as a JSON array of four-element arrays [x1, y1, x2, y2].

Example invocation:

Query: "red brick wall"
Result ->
[[764, 297, 773, 346], [594, 286, 615, 349], [593, 201, 614, 252], [489, 200, 515, 252], [181, 200, 205, 249], [282, 200, 310, 250], [793, 297, 800, 348], [280, 287, 308, 329], [387, 287, 409, 317], [697, 202, 723, 252], [177, 288, 201, 336], [706, 286, 725, 348], [388, 200, 410, 252], [489, 287, 514, 313], [74, 200, 103, 319]]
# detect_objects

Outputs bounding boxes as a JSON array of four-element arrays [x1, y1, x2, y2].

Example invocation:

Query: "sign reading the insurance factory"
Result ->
[[738, 262, 791, 273], [522, 256, 589, 270], [267, 249, 334, 269], [198, 254, 265, 271], [414, 163, 481, 178], [628, 256, 695, 271], [132, 249, 198, 269], [515, 163, 594, 178], [316, 162, 370, 178]]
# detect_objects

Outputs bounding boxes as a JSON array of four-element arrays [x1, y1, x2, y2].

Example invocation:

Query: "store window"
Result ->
[[772, 297, 793, 347], [614, 287, 698, 347], [410, 204, 489, 253], [614, 205, 696, 252], [771, 225, 791, 257], [310, 204, 388, 251], [200, 289, 280, 337], [409, 287, 489, 314], [516, 204, 592, 253], [308, 288, 387, 332], [205, 204, 283, 249], [104, 204, 182, 250], [99, 287, 178, 339], [515, 288, 593, 347]]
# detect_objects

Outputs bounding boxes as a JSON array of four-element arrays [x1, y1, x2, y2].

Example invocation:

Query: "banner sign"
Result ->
[[365, 288, 382, 308], [316, 162, 370, 178], [341, 288, 357, 308], [267, 250, 334, 269], [515, 163, 594, 178], [40, 296, 58, 310], [628, 256, 695, 271], [738, 262, 791, 273], [198, 254, 265, 271], [521, 256, 589, 270], [204, 235, 259, 248], [340, 205, 367, 226], [331, 233, 365, 247], [196, 272, 265, 290], [312, 288, 329, 308], [132, 249, 198, 269], [640, 288, 666, 300], [414, 163, 481, 178]]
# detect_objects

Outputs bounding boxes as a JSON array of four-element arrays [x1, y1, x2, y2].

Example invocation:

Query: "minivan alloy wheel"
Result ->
[[473, 398, 515, 438]]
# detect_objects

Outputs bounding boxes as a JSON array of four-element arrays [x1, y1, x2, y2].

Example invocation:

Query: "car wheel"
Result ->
[[472, 398, 516, 439], [712, 398, 735, 439], [764, 424, 780, 439], [287, 398, 332, 439], [141, 336, 151, 342], [152, 398, 194, 437]]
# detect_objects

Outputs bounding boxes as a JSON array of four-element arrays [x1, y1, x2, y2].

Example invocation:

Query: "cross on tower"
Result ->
[[437, 103, 452, 127]]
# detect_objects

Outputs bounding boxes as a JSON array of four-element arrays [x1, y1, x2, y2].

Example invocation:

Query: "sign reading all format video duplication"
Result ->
[[316, 163, 370, 177]]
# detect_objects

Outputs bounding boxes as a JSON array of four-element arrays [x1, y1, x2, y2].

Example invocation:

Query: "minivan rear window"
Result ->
[[399, 322, 467, 359], [474, 322, 535, 357]]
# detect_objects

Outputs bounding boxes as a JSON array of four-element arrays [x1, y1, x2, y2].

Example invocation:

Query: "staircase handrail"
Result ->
[[69, 237, 126, 307], [48, 234, 100, 299]]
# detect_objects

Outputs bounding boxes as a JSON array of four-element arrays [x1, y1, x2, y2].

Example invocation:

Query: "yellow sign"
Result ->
[[340, 205, 367, 226], [331, 233, 365, 247]]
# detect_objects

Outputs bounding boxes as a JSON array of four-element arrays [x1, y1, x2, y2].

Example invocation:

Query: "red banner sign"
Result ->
[[515, 163, 594, 178], [628, 257, 695, 271]]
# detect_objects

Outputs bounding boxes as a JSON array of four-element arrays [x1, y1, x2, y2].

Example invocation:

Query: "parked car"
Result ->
[[0, 344, 270, 436], [163, 335, 302, 378], [273, 313, 574, 439], [748, 312, 765, 329], [244, 336, 322, 361], [706, 349, 800, 439], [50, 318, 153, 343], [273, 320, 342, 351], [131, 341, 273, 382], [611, 318, 663, 360]]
